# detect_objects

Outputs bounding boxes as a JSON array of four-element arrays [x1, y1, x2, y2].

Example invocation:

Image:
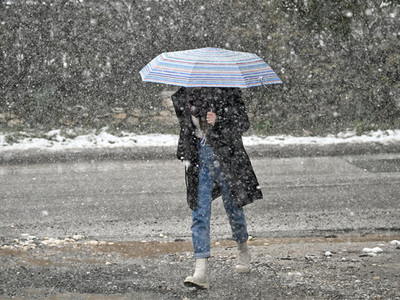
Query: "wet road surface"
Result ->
[[1, 153, 399, 241], [0, 153, 400, 299]]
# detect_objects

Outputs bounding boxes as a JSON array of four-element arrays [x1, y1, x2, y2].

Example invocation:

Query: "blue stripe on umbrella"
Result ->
[[140, 48, 283, 88]]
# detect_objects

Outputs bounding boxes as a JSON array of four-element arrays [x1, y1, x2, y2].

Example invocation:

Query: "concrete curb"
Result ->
[[1, 142, 400, 165]]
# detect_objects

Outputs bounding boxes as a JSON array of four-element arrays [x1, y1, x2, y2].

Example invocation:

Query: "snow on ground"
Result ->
[[1, 128, 400, 152]]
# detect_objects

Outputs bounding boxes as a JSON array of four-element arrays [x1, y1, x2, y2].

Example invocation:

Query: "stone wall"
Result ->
[[1, 90, 179, 131], [1, 1, 399, 134]]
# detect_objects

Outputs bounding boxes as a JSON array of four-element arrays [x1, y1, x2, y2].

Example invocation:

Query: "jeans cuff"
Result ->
[[234, 235, 249, 244], [193, 252, 211, 259]]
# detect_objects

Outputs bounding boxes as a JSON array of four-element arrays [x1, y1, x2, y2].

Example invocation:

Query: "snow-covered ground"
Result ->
[[1, 128, 400, 152]]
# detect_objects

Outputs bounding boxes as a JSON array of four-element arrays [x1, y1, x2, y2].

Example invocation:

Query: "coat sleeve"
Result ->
[[172, 88, 203, 210], [172, 88, 199, 162], [172, 88, 188, 161]]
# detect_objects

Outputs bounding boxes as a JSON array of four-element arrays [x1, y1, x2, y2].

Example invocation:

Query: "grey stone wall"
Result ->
[[1, 0, 399, 135]]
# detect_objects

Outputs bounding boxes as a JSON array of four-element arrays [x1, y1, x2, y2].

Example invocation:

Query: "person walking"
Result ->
[[171, 87, 263, 289]]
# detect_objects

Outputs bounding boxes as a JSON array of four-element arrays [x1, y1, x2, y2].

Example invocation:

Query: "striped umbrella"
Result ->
[[139, 47, 283, 88]]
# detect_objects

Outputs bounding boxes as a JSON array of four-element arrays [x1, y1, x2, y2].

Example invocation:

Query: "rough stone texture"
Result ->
[[1, 1, 399, 133], [1, 99, 180, 130]]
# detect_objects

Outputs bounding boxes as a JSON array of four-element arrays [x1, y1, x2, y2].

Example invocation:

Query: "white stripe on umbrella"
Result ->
[[139, 47, 283, 88]]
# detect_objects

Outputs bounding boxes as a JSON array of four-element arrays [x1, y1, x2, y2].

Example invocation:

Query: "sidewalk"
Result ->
[[1, 141, 400, 165]]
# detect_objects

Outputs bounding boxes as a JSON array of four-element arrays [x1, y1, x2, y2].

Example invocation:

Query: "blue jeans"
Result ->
[[191, 144, 249, 259]]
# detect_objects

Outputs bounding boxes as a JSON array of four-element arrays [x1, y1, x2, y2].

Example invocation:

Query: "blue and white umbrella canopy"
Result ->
[[139, 47, 283, 88]]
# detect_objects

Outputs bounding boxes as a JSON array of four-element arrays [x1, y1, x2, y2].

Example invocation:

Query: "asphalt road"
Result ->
[[1, 150, 400, 299], [1, 152, 399, 242]]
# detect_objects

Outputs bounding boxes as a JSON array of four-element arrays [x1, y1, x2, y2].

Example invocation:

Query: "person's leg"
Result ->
[[216, 167, 251, 272], [185, 145, 214, 289], [216, 169, 248, 244], [191, 145, 214, 259]]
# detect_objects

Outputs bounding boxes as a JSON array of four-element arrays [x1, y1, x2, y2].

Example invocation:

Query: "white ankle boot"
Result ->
[[235, 242, 251, 273], [184, 258, 210, 289]]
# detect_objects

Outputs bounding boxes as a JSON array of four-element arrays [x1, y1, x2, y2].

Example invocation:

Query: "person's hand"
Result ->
[[206, 110, 216, 126]]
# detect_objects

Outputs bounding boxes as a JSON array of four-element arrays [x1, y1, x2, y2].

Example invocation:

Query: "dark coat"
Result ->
[[172, 87, 263, 210]]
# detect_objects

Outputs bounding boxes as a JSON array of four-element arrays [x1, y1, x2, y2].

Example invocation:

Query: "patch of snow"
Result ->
[[243, 129, 400, 146], [363, 247, 383, 254], [1, 128, 400, 152]]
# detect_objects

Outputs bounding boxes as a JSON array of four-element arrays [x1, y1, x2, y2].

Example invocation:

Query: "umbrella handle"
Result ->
[[200, 122, 211, 146], [200, 136, 206, 146]]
